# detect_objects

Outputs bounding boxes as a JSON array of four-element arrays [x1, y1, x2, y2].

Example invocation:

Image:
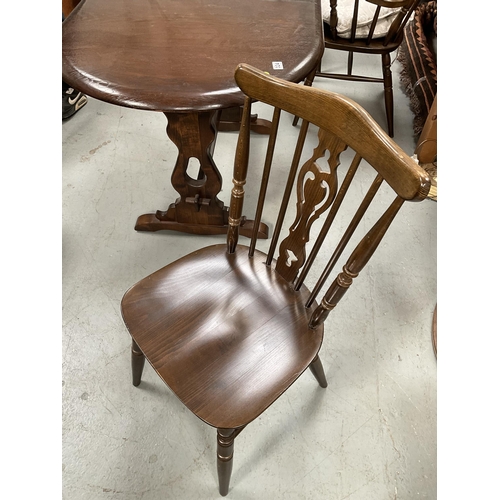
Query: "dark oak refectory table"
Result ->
[[62, 0, 324, 237]]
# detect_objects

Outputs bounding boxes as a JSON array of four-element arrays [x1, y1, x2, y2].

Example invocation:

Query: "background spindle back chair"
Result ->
[[120, 63, 431, 496], [294, 0, 420, 137]]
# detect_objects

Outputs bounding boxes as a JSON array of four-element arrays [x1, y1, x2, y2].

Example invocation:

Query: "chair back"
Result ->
[[228, 63, 430, 329], [327, 0, 420, 46]]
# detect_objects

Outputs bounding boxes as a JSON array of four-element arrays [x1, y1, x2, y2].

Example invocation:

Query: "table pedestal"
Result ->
[[135, 110, 268, 238], [218, 106, 272, 135]]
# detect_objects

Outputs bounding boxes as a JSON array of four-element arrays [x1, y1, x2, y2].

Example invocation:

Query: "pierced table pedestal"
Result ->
[[134, 110, 268, 238]]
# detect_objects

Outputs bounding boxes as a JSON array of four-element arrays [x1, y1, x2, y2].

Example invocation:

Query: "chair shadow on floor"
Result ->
[[230, 384, 328, 487]]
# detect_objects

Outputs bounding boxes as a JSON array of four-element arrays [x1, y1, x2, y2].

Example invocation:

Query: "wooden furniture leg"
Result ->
[[131, 340, 145, 387], [135, 111, 268, 238], [382, 53, 394, 138], [217, 428, 236, 496], [309, 354, 328, 388]]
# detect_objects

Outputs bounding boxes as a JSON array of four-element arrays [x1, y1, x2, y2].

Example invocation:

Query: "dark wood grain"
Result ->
[[122, 244, 325, 429], [121, 64, 431, 495], [62, 0, 324, 113]]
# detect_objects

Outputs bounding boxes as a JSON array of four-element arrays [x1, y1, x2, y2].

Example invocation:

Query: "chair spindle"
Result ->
[[227, 97, 252, 254], [350, 0, 360, 42], [266, 118, 310, 266], [384, 4, 412, 46], [329, 0, 338, 40], [308, 195, 405, 329], [366, 6, 381, 44], [305, 173, 384, 308], [249, 107, 282, 257]]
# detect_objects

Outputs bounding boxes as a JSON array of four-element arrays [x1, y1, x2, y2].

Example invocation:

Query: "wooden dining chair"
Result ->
[[121, 63, 431, 496], [294, 0, 420, 137]]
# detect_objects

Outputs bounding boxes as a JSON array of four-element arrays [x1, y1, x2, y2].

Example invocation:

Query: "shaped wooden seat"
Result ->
[[122, 244, 325, 429], [121, 63, 431, 496]]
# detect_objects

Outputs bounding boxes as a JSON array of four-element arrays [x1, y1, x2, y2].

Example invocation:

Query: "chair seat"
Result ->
[[121, 244, 324, 429], [324, 25, 401, 54]]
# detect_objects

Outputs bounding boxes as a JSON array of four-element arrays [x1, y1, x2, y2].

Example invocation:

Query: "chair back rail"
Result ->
[[235, 64, 429, 200], [328, 0, 419, 45], [229, 63, 430, 328]]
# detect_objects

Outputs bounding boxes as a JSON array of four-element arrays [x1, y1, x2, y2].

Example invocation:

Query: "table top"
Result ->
[[62, 0, 324, 113]]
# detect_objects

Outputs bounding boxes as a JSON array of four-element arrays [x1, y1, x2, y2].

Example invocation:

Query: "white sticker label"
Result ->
[[272, 61, 284, 70]]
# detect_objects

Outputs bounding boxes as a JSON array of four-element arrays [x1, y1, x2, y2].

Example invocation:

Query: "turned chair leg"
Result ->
[[131, 340, 146, 387], [217, 428, 236, 496], [309, 354, 328, 388], [381, 53, 394, 138]]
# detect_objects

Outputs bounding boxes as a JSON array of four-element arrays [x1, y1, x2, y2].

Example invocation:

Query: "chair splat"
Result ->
[[275, 129, 347, 283]]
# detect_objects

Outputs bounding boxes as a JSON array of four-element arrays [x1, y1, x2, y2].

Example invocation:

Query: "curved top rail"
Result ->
[[235, 63, 430, 201]]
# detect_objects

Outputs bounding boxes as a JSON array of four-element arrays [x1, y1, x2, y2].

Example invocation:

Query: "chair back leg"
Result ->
[[309, 355, 328, 388], [131, 340, 145, 387], [381, 53, 394, 137]]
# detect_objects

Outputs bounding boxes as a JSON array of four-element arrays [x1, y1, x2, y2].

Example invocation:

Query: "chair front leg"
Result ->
[[131, 340, 145, 387], [217, 428, 236, 496]]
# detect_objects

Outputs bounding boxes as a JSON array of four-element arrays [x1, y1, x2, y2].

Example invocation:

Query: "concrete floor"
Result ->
[[62, 48, 437, 499]]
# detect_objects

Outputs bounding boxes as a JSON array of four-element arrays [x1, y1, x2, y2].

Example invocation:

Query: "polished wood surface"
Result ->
[[121, 64, 431, 496], [299, 0, 420, 137], [122, 244, 324, 428], [62, 0, 324, 113], [62, 0, 323, 236]]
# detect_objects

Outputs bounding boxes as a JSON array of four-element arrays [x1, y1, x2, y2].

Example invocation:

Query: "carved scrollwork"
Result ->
[[275, 130, 347, 282]]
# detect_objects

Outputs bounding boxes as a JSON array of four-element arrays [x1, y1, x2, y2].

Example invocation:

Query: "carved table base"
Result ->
[[134, 109, 268, 239]]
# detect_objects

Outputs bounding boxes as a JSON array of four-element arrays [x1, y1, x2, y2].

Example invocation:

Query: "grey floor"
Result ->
[[62, 48, 437, 499]]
